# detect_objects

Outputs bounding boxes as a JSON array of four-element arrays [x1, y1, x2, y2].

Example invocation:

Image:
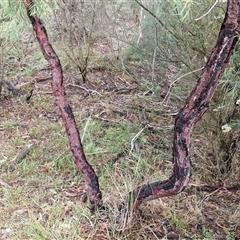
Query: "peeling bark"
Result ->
[[132, 0, 240, 209], [24, 0, 102, 210]]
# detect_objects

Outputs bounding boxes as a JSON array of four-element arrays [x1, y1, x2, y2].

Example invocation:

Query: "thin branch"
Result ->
[[162, 67, 204, 103], [130, 125, 148, 152], [67, 83, 102, 96], [137, 1, 143, 44], [134, 0, 183, 42], [174, 1, 189, 16], [195, 0, 219, 21]]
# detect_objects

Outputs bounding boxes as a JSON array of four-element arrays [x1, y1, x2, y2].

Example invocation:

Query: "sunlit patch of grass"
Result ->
[[77, 118, 136, 166], [52, 153, 75, 171]]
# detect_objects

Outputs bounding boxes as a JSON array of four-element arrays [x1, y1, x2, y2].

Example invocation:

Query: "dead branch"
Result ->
[[3, 80, 20, 96], [9, 144, 35, 172], [67, 83, 102, 96]]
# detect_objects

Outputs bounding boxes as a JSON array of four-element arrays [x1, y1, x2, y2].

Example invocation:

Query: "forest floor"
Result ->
[[0, 61, 240, 240]]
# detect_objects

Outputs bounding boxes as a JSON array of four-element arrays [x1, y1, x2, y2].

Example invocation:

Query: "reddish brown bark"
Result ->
[[24, 0, 102, 210], [132, 0, 240, 209]]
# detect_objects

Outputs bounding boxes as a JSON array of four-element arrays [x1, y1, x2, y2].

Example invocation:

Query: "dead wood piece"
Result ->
[[15, 77, 52, 90], [3, 80, 20, 96], [113, 87, 137, 94], [9, 144, 35, 172], [26, 89, 34, 102], [35, 76, 52, 82], [67, 83, 102, 96]]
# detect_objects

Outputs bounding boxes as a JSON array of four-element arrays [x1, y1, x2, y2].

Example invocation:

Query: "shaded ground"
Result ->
[[0, 63, 239, 240]]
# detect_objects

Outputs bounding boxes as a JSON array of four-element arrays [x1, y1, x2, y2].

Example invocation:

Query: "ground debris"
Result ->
[[8, 144, 35, 172], [0, 228, 11, 240]]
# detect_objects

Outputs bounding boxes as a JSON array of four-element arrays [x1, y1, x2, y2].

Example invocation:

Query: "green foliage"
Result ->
[[203, 229, 214, 240], [29, 0, 55, 18], [125, 0, 225, 77], [226, 232, 236, 240], [0, 1, 54, 42], [0, 1, 26, 42]]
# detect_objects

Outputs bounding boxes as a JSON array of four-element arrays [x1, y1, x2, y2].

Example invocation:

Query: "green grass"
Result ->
[[0, 54, 239, 240]]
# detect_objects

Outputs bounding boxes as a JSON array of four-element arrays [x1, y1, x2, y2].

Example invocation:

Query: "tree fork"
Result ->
[[132, 0, 240, 209], [24, 0, 102, 210]]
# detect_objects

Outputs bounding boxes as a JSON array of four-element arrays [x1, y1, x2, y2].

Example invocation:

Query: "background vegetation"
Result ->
[[0, 0, 239, 239]]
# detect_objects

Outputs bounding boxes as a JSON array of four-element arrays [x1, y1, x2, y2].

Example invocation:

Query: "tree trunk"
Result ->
[[132, 0, 240, 209], [24, 0, 102, 210]]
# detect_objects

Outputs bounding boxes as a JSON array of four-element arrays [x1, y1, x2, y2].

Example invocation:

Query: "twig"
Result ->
[[198, 185, 228, 206], [81, 213, 95, 228], [195, 0, 218, 21], [67, 83, 102, 96], [174, 1, 189, 16], [3, 80, 20, 96], [134, 0, 183, 42], [9, 144, 35, 172], [162, 67, 204, 103], [81, 113, 92, 143], [137, 0, 143, 44], [35, 76, 52, 82], [112, 87, 137, 94], [187, 184, 240, 193], [130, 125, 148, 152], [34, 91, 53, 95]]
